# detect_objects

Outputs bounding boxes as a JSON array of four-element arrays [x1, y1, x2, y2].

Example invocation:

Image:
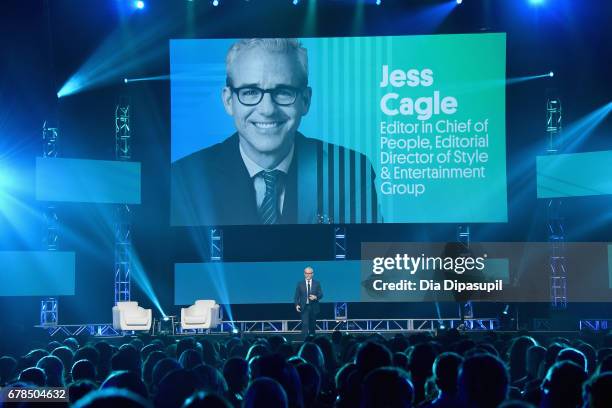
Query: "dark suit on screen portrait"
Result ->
[[294, 278, 323, 336], [171, 132, 379, 226]]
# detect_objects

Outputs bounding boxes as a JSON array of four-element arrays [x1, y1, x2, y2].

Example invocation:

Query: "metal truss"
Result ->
[[114, 97, 132, 304], [40, 123, 60, 326], [114, 205, 132, 303], [334, 303, 348, 320], [545, 96, 567, 309], [212, 318, 499, 334], [210, 228, 223, 261], [37, 324, 122, 337], [40, 298, 58, 327], [37, 318, 499, 338], [457, 225, 473, 319], [115, 97, 131, 160], [334, 226, 347, 260], [532, 318, 553, 331], [579, 319, 611, 331], [333, 226, 348, 320]]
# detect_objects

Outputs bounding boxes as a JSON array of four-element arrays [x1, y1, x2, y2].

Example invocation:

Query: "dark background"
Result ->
[[1, 0, 611, 339]]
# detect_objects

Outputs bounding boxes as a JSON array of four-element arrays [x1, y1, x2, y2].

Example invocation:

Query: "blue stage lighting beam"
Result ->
[[385, 2, 459, 37], [506, 72, 554, 85], [537, 150, 612, 198], [57, 8, 190, 98], [559, 101, 612, 153], [124, 75, 170, 83], [130, 252, 166, 318]]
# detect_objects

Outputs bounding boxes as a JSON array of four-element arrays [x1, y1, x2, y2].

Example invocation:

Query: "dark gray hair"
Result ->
[[226, 38, 308, 86]]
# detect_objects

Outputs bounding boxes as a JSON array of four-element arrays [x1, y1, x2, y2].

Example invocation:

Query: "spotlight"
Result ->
[[456, 0, 463, 4], [292, 0, 299, 5], [123, 78, 128, 84], [163, 316, 170, 321], [549, 71, 554, 78], [213, 0, 219, 6], [376, 0, 381, 5], [529, 0, 545, 5], [135, 1, 145, 9], [231, 328, 239, 334]]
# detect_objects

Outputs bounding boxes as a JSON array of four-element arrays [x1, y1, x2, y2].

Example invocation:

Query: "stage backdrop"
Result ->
[[170, 34, 507, 226]]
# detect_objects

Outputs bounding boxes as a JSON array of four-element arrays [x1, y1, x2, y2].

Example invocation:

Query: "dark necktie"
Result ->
[[258, 170, 283, 224]]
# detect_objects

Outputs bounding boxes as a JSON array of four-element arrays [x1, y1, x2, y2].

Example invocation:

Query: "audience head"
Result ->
[[576, 341, 596, 374], [18, 366, 46, 387], [151, 358, 181, 391], [458, 354, 509, 408], [335, 362, 358, 407], [68, 379, 98, 404], [73, 387, 151, 408], [0, 356, 17, 385], [101, 369, 149, 400], [36, 354, 64, 387], [268, 335, 287, 352], [176, 338, 197, 361], [63, 337, 80, 352], [72, 358, 97, 382], [556, 347, 587, 372], [246, 344, 269, 362], [179, 349, 203, 370], [583, 372, 612, 408], [51, 346, 74, 374], [244, 377, 288, 408], [540, 361, 587, 408], [525, 345, 546, 378], [508, 336, 537, 382], [295, 362, 321, 407], [361, 367, 414, 408], [223, 357, 248, 394], [154, 369, 201, 408], [598, 354, 612, 374], [112, 345, 141, 374], [252, 353, 303, 408], [182, 391, 232, 408], [355, 341, 392, 378], [198, 339, 220, 366], [192, 364, 228, 395], [297, 342, 325, 375], [75, 346, 100, 366], [142, 350, 166, 387], [432, 352, 463, 395]]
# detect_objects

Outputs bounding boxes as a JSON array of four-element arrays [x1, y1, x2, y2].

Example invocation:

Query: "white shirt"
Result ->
[[239, 143, 295, 213]]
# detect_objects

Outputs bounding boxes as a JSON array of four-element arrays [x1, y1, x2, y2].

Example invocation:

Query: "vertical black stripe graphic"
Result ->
[[316, 142, 323, 219], [338, 148, 345, 224], [360, 154, 367, 223], [328, 144, 334, 223], [349, 150, 356, 224]]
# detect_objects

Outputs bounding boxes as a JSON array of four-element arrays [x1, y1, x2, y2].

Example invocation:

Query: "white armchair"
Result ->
[[112, 301, 152, 331], [181, 300, 221, 330]]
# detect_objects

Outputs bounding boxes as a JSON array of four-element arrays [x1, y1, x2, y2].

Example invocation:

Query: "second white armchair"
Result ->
[[181, 300, 221, 330]]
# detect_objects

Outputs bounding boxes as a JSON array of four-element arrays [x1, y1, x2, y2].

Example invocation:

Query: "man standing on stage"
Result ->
[[294, 266, 323, 336]]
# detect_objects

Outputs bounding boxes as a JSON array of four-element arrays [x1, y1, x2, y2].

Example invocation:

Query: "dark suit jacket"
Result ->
[[294, 279, 323, 314], [171, 132, 378, 226]]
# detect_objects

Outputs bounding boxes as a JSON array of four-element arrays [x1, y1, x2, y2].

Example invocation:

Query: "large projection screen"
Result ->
[[170, 34, 507, 226]]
